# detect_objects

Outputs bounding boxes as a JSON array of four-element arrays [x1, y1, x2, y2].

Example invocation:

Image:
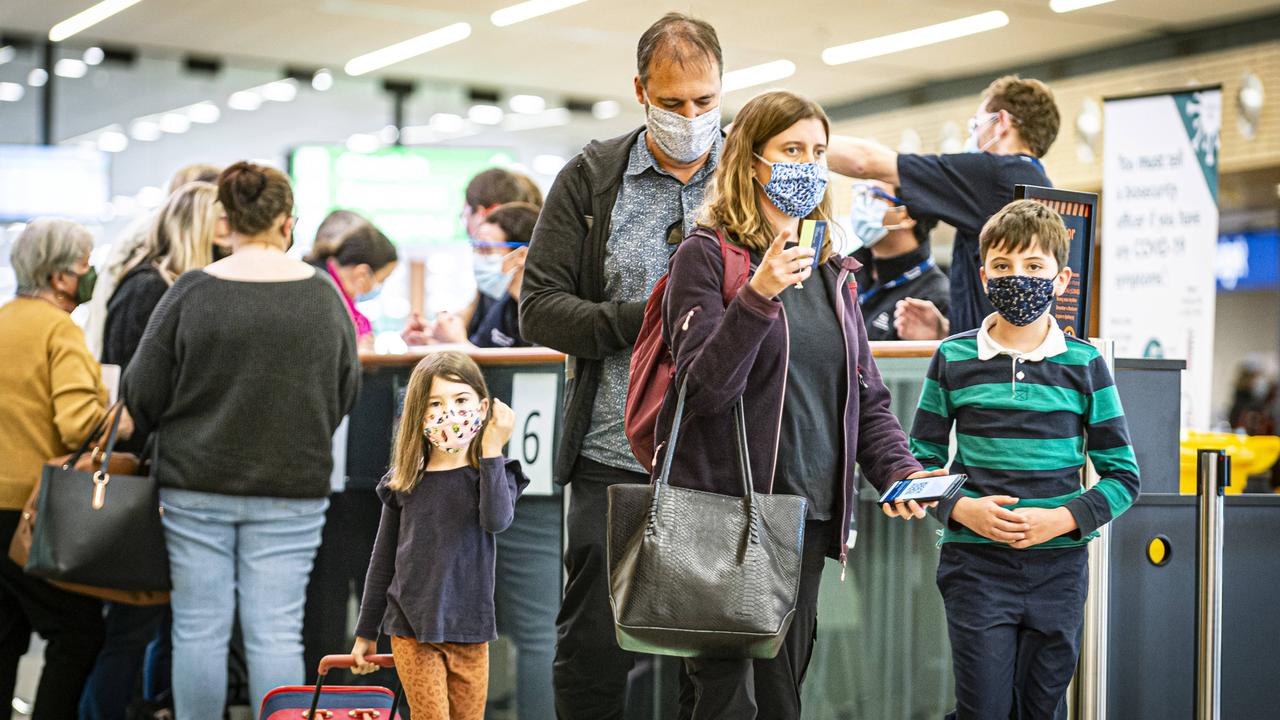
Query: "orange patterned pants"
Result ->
[[390, 636, 488, 720]]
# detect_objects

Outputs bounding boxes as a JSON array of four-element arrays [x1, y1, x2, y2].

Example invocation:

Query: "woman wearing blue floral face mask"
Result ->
[[659, 90, 943, 718]]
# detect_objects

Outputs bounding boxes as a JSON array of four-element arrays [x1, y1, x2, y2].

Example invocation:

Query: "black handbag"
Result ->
[[26, 404, 171, 592], [607, 380, 807, 659]]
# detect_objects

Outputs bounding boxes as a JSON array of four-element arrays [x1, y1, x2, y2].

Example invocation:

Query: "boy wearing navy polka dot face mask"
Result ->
[[908, 200, 1141, 719]]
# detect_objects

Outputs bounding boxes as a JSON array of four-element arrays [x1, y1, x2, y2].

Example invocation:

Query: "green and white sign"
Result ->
[[1101, 86, 1221, 430], [290, 144, 518, 254]]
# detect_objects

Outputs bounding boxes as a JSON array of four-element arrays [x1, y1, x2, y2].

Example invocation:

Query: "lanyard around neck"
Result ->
[[858, 257, 936, 305]]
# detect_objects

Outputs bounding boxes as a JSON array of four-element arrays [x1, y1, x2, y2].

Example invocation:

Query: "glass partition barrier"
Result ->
[[799, 354, 955, 720]]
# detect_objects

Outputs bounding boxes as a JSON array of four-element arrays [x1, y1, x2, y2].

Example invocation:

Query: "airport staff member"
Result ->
[[828, 75, 1060, 337]]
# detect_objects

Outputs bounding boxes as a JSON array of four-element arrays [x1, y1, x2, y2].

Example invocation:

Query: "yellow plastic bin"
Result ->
[[1178, 432, 1280, 494]]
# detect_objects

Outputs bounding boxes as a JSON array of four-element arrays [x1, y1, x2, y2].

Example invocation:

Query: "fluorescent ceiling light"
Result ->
[[0, 46, 15, 66], [54, 59, 88, 79], [399, 125, 436, 145], [1050, 0, 1115, 12], [159, 113, 191, 134], [83, 47, 105, 65], [430, 113, 466, 133], [129, 119, 161, 141], [28, 69, 49, 87], [97, 129, 128, 153], [468, 104, 504, 125], [491, 0, 588, 27], [49, 0, 146, 42], [261, 79, 298, 102], [346, 133, 381, 153], [228, 90, 263, 111], [509, 94, 546, 114], [344, 22, 471, 76], [312, 69, 334, 92], [0, 82, 24, 102], [592, 100, 621, 120], [722, 60, 796, 93], [186, 101, 220, 123], [822, 11, 1009, 66]]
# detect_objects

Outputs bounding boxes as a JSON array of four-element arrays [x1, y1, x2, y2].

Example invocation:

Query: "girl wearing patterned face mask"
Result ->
[[351, 351, 529, 718]]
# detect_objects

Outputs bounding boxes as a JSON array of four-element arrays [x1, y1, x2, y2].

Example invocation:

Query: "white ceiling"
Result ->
[[2, 0, 1277, 110]]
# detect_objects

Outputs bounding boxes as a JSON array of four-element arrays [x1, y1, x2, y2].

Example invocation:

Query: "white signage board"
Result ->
[[1101, 87, 1221, 429]]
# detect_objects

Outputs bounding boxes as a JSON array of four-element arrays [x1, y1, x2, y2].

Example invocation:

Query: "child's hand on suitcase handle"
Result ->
[[351, 637, 379, 675]]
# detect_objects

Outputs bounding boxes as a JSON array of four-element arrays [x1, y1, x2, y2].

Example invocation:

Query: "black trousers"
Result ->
[[938, 543, 1089, 720], [553, 457, 652, 720], [678, 519, 832, 720], [301, 487, 388, 685], [0, 509, 106, 720]]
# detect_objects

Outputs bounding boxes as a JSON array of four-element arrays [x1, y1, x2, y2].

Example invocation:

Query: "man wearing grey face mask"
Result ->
[[519, 11, 724, 719]]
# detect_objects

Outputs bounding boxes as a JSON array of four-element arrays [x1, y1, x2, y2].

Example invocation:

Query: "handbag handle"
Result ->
[[63, 400, 124, 469], [648, 379, 759, 539], [86, 405, 127, 509]]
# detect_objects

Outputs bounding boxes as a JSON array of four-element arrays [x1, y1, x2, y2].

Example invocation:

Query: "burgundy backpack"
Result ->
[[624, 228, 751, 472]]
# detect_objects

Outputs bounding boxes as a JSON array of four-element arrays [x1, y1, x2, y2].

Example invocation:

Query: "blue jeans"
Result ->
[[493, 494, 562, 719], [160, 488, 328, 720], [78, 603, 169, 720]]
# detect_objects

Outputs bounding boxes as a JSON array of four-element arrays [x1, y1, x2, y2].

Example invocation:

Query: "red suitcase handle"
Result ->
[[317, 653, 395, 675], [309, 654, 401, 720]]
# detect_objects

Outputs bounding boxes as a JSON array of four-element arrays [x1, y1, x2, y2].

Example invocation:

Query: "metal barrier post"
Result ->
[[1074, 338, 1114, 720], [1196, 448, 1228, 720]]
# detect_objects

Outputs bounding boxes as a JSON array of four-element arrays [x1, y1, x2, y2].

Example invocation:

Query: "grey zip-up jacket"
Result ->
[[519, 127, 649, 484]]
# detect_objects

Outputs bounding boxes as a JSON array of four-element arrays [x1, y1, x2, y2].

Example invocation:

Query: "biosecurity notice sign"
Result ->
[[1101, 85, 1221, 430]]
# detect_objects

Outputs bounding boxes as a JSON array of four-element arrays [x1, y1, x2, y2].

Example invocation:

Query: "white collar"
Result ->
[[976, 313, 1068, 362]]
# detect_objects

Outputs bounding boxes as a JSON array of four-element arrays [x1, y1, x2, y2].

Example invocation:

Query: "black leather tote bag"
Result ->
[[26, 405, 171, 592], [607, 380, 807, 659]]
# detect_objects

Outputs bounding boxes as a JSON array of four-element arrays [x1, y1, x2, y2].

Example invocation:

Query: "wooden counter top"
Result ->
[[359, 340, 942, 367]]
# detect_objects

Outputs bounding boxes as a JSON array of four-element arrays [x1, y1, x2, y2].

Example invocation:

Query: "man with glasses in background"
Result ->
[[829, 75, 1060, 337]]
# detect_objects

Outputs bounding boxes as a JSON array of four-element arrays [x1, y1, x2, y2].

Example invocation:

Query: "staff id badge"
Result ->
[[878, 474, 967, 505]]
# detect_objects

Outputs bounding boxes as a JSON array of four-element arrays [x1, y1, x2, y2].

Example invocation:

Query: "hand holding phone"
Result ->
[[793, 219, 827, 289]]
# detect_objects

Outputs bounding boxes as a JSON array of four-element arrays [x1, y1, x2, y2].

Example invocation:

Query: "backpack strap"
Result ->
[[713, 228, 751, 307]]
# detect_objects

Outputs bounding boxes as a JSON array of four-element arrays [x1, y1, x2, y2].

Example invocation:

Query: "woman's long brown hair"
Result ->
[[698, 90, 840, 262], [388, 351, 492, 493]]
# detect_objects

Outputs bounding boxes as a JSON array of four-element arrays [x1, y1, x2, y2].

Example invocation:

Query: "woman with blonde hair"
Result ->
[[658, 90, 939, 718], [81, 181, 229, 720], [103, 181, 228, 383]]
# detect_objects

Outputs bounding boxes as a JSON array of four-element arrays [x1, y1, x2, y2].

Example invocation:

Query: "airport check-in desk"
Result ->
[[346, 345, 1280, 720]]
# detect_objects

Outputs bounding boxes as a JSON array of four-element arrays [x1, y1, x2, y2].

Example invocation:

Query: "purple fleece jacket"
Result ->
[[655, 226, 923, 566]]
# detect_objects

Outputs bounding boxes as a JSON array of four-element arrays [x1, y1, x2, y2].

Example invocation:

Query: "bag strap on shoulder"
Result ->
[[712, 228, 751, 307]]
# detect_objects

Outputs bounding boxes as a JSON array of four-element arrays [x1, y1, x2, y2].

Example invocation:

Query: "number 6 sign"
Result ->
[[510, 372, 557, 496]]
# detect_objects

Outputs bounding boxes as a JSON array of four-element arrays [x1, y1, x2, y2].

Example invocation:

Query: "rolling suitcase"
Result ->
[[260, 654, 402, 720]]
